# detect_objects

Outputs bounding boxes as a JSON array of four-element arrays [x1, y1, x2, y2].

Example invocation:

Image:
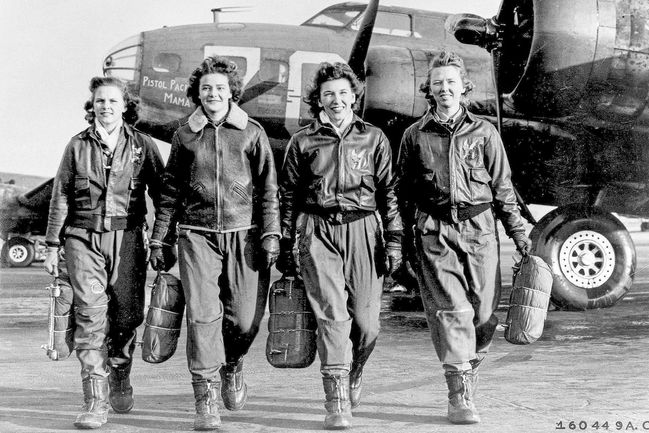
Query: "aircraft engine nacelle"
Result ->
[[466, 0, 649, 121]]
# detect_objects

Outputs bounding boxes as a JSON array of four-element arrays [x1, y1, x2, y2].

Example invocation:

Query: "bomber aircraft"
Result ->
[[6, 1, 647, 311]]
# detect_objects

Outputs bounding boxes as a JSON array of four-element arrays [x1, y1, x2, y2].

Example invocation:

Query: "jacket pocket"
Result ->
[[229, 181, 252, 205], [359, 174, 375, 207], [74, 176, 92, 209], [189, 181, 208, 202], [308, 177, 325, 206], [469, 168, 492, 202]]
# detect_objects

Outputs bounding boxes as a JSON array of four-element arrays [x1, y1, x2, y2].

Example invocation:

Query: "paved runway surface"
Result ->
[[1, 234, 648, 432]]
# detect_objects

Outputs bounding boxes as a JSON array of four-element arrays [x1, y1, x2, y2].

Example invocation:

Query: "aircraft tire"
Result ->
[[529, 204, 635, 310], [3, 237, 35, 268]]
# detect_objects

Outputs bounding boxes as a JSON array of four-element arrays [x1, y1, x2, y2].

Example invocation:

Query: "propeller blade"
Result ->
[[348, 0, 379, 80]]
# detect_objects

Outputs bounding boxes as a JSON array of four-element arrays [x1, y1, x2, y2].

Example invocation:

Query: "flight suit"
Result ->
[[280, 114, 402, 375], [46, 123, 165, 378], [397, 108, 526, 372], [151, 103, 280, 383]]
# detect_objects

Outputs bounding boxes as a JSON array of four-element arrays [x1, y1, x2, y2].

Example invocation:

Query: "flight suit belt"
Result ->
[[68, 214, 144, 232], [422, 202, 491, 223], [305, 208, 374, 225]]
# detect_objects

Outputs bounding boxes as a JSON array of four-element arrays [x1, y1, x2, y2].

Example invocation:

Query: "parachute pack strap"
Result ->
[[42, 278, 60, 360], [512, 255, 532, 279], [155, 269, 162, 283]]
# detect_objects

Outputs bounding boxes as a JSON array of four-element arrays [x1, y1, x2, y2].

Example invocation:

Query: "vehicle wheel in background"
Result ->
[[2, 237, 35, 267]]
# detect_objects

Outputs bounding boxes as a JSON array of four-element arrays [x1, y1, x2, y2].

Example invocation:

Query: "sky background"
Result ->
[[0, 0, 500, 178]]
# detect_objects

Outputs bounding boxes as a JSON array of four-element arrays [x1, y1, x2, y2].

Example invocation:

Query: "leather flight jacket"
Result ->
[[280, 115, 402, 240], [46, 123, 166, 246], [152, 104, 280, 241], [397, 108, 525, 237]]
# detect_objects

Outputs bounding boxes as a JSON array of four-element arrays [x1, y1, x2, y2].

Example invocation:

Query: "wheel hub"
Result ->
[[9, 245, 28, 261], [559, 230, 615, 288]]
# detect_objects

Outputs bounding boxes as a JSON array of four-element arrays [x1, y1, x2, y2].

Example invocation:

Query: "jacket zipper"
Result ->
[[215, 125, 222, 231], [448, 128, 457, 213], [336, 131, 345, 208]]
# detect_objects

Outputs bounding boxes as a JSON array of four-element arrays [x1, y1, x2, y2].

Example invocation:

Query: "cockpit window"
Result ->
[[351, 11, 415, 37], [302, 8, 362, 28]]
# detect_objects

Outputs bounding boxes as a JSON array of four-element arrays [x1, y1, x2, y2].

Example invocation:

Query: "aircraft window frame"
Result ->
[[302, 8, 362, 28], [350, 11, 416, 38], [413, 15, 445, 40], [259, 59, 289, 84], [152, 53, 182, 74]]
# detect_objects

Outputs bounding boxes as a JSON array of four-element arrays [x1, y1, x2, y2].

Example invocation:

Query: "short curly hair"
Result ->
[[186, 56, 243, 106], [419, 51, 474, 108], [304, 62, 364, 117], [84, 76, 140, 125]]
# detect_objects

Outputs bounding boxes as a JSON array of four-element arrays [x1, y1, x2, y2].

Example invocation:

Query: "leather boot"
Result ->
[[322, 374, 352, 430], [74, 377, 109, 429], [220, 359, 247, 411], [349, 362, 363, 409], [445, 371, 480, 424], [108, 363, 133, 413], [192, 380, 221, 431]]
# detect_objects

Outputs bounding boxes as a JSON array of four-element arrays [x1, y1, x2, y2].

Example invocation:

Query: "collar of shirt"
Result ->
[[319, 110, 354, 138], [433, 106, 463, 127], [94, 118, 123, 153]]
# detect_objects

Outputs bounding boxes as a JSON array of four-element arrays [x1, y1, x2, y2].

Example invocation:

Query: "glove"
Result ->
[[44, 246, 59, 277], [512, 232, 532, 256], [149, 245, 166, 271], [383, 230, 403, 276], [276, 238, 298, 276], [403, 227, 419, 273], [260, 235, 280, 269], [161, 245, 178, 270], [385, 245, 403, 276]]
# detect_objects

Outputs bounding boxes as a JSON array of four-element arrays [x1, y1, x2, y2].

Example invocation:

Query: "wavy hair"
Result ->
[[419, 51, 474, 108], [186, 56, 243, 106], [84, 76, 140, 125], [304, 62, 364, 117]]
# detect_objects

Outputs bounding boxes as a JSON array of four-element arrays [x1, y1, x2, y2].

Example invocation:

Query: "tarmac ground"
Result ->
[[1, 234, 649, 432]]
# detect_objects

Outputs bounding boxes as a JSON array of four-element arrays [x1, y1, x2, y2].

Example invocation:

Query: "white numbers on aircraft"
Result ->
[[203, 46, 344, 134], [286, 51, 345, 133]]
